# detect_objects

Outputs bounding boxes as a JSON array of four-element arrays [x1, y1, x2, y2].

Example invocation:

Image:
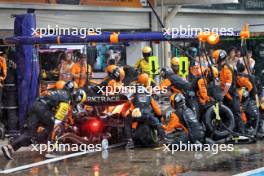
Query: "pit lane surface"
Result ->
[[0, 141, 264, 176]]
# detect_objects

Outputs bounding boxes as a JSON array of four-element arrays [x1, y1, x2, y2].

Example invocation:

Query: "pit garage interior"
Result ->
[[0, 0, 264, 176]]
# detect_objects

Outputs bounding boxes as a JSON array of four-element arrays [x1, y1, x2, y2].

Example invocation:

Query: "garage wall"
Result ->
[[0, 5, 151, 70], [0, 8, 150, 30], [36, 10, 149, 29]]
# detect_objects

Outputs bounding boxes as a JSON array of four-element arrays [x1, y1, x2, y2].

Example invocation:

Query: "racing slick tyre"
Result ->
[[0, 122, 5, 140], [133, 124, 158, 146], [204, 104, 235, 140]]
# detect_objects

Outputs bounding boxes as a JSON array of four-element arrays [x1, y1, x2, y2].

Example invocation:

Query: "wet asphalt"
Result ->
[[0, 141, 264, 176]]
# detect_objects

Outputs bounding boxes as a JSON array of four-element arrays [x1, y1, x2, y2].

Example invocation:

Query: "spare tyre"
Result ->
[[204, 104, 235, 140]]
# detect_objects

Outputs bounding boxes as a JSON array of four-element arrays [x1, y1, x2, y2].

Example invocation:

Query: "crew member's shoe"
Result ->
[[125, 138, 135, 149], [158, 137, 168, 145], [1, 145, 14, 160], [246, 127, 255, 136], [237, 121, 246, 134], [256, 132, 264, 139], [257, 121, 264, 138]]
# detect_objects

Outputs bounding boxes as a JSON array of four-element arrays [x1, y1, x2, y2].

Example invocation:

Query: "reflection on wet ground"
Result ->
[[0, 141, 264, 176]]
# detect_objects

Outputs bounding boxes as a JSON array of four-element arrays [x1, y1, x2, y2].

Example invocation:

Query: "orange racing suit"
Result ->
[[162, 112, 188, 133], [219, 63, 245, 133]]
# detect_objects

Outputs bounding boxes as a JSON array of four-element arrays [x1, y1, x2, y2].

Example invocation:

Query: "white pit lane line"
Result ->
[[233, 167, 264, 176], [0, 142, 125, 174]]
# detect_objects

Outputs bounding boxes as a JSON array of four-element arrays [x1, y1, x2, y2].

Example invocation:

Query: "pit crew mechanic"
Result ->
[[124, 73, 166, 149], [212, 49, 246, 134], [1, 81, 87, 160], [162, 93, 205, 144]]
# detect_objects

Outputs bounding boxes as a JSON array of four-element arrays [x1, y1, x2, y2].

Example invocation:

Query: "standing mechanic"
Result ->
[[193, 66, 222, 115], [59, 52, 74, 82], [71, 54, 88, 88], [134, 46, 156, 84], [170, 57, 180, 75], [134, 46, 152, 74], [212, 49, 246, 134]]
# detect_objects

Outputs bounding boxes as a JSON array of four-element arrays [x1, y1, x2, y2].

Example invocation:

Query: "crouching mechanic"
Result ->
[[124, 73, 165, 149], [159, 67, 199, 118], [163, 93, 205, 144], [1, 81, 86, 160], [236, 61, 260, 135]]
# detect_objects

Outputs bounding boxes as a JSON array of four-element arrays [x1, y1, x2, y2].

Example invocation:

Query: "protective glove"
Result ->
[[260, 97, 264, 110], [132, 108, 142, 118], [242, 88, 249, 98], [187, 91, 195, 97]]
